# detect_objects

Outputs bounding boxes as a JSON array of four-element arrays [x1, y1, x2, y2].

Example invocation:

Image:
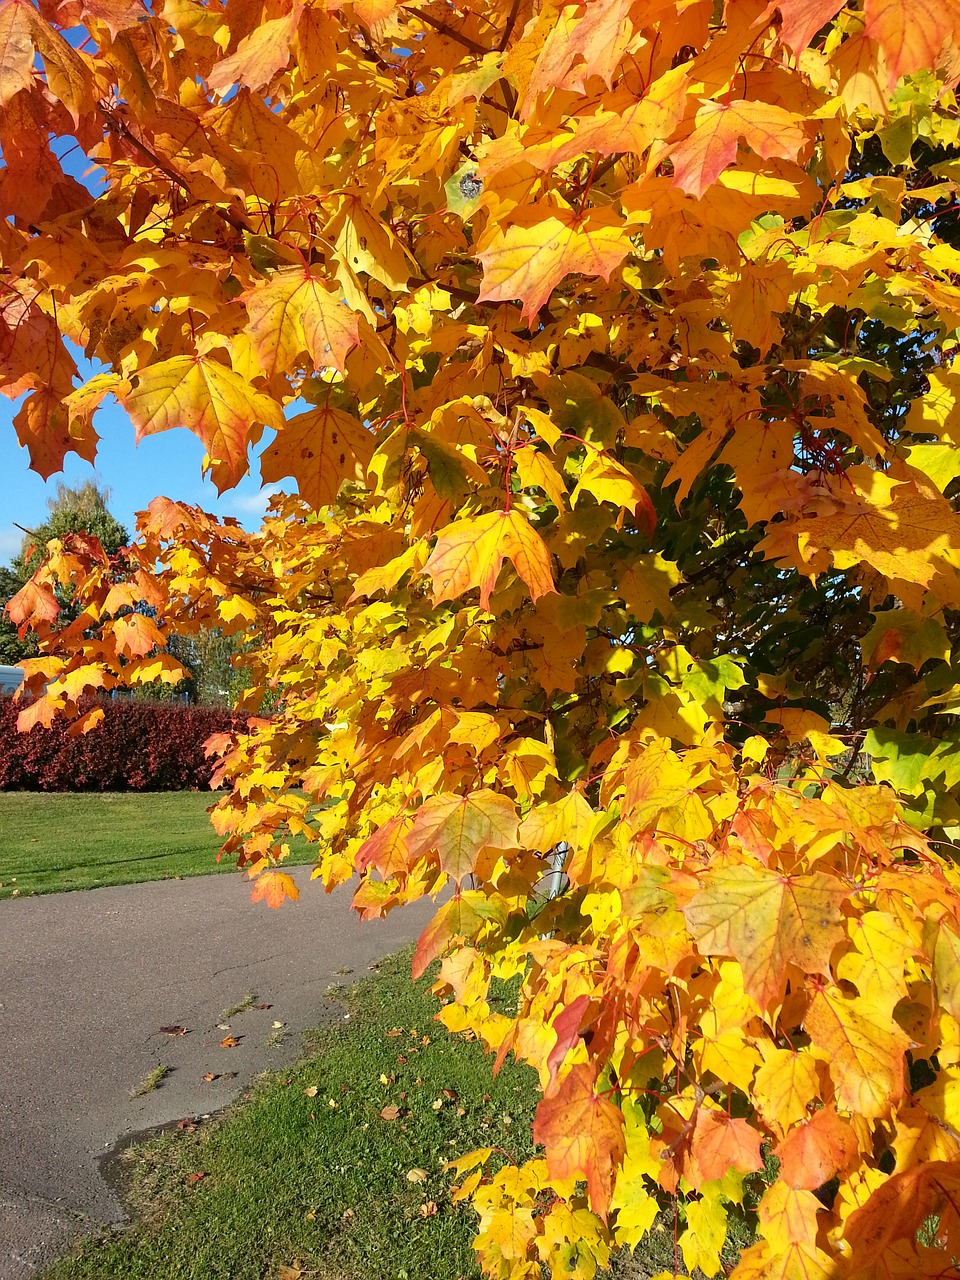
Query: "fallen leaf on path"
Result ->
[[220, 1036, 240, 1048], [380, 1105, 400, 1120], [202, 1073, 219, 1083], [160, 1025, 188, 1036], [177, 1118, 199, 1131], [254, 1003, 272, 1010], [273, 1020, 284, 1029]]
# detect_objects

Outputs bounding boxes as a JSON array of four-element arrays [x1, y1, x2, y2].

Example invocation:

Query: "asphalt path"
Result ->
[[0, 869, 438, 1279]]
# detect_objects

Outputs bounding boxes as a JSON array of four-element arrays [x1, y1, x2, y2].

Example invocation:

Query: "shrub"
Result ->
[[0, 696, 248, 792]]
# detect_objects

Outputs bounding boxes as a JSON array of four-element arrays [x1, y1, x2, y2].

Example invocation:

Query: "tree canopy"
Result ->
[[7, 0, 960, 1274], [0, 481, 127, 663]]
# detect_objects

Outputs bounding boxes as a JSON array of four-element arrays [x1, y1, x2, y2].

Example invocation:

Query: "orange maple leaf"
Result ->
[[863, 0, 960, 84], [250, 869, 301, 910], [670, 99, 807, 199], [533, 1062, 625, 1219], [205, 9, 300, 94], [689, 1108, 765, 1188], [6, 578, 58, 632], [260, 402, 373, 509], [776, 1105, 857, 1190], [804, 986, 909, 1118]]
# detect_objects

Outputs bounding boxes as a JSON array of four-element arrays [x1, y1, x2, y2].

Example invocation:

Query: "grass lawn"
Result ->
[[0, 791, 316, 899], [40, 948, 759, 1280], [43, 949, 541, 1280]]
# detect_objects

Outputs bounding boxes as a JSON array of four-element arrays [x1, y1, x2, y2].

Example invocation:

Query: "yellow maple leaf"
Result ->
[[804, 985, 909, 1118], [244, 268, 359, 377], [423, 509, 556, 610], [119, 354, 284, 492], [260, 403, 373, 510], [685, 866, 847, 1009], [477, 205, 632, 322]]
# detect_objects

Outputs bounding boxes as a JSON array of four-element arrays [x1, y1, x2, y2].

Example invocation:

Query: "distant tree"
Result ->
[[0, 483, 128, 664]]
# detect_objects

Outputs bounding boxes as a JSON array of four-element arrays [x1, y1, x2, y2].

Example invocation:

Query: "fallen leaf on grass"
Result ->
[[443, 1088, 458, 1100], [278, 1266, 303, 1280], [385, 1028, 403, 1037], [220, 1036, 240, 1048], [342, 1207, 354, 1223], [419, 1201, 438, 1217], [407, 1168, 428, 1183], [177, 1118, 199, 1132], [187, 1172, 206, 1184], [380, 1105, 400, 1120], [432, 1099, 444, 1110], [304, 1085, 319, 1097], [160, 1025, 188, 1036]]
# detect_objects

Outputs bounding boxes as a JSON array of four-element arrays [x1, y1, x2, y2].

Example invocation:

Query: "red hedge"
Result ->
[[0, 696, 248, 791]]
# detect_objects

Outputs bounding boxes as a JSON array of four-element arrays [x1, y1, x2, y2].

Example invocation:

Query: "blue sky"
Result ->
[[0, 388, 279, 563], [1, 116, 282, 564]]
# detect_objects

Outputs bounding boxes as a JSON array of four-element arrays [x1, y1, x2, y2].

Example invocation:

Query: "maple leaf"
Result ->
[[119, 355, 284, 492], [477, 206, 632, 322], [423, 509, 556, 610], [405, 791, 518, 882], [0, 0, 34, 108], [355, 815, 414, 879], [671, 100, 807, 199], [689, 1109, 765, 1188], [243, 268, 359, 378], [533, 1063, 625, 1219], [863, 0, 960, 84], [777, 0, 845, 53], [260, 403, 373, 509], [684, 866, 847, 1009], [6, 578, 59, 632], [804, 985, 908, 1118], [775, 1106, 857, 1190], [206, 9, 299, 94], [107, 613, 165, 659], [250, 869, 301, 910], [843, 1160, 960, 1273]]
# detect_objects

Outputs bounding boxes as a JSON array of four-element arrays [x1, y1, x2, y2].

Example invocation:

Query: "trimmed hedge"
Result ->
[[0, 696, 247, 791]]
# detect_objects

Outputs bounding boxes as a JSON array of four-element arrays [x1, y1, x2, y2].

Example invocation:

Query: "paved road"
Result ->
[[0, 870, 437, 1279]]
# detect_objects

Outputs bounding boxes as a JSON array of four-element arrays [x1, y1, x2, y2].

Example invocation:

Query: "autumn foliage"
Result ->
[[8, 0, 960, 1274], [0, 695, 245, 791]]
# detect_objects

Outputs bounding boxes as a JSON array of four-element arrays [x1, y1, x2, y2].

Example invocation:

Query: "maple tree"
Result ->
[[8, 0, 960, 1274]]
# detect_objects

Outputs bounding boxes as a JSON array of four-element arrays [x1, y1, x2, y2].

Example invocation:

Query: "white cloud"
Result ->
[[225, 490, 279, 516]]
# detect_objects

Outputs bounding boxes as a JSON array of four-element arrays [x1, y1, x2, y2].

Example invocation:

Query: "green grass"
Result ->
[[129, 1066, 171, 1099], [43, 949, 540, 1280], [0, 792, 316, 899], [39, 946, 760, 1280]]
